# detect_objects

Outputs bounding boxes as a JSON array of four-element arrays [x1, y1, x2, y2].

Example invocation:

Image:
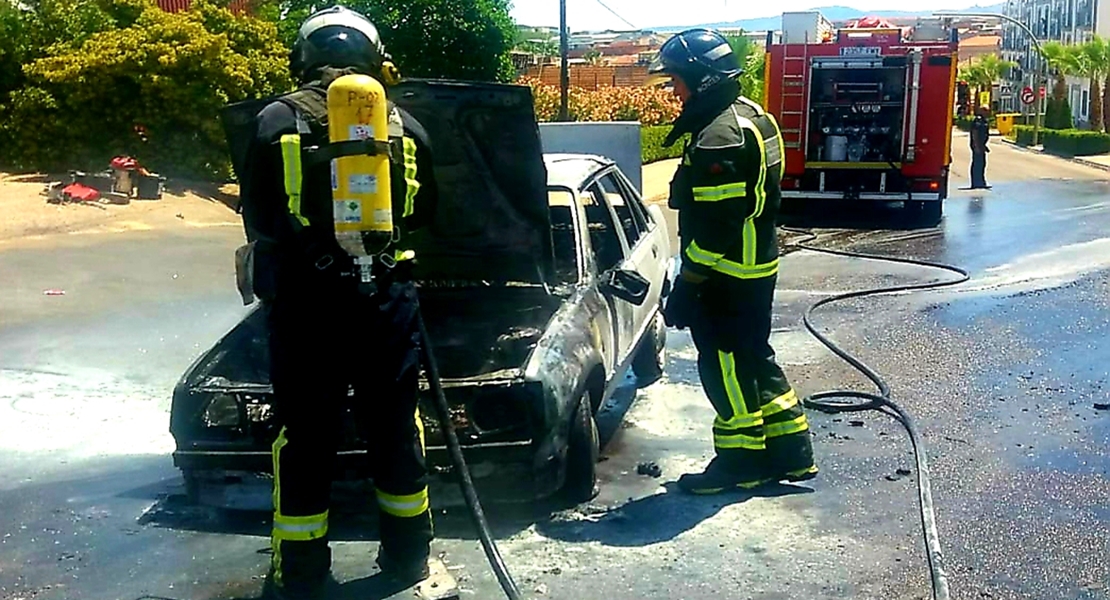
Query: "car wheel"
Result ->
[[562, 390, 600, 504], [632, 309, 667, 387]]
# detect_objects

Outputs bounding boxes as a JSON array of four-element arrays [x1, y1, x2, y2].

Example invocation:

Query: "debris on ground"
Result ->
[[885, 468, 913, 482], [1093, 403, 1110, 411], [42, 289, 65, 296], [42, 156, 165, 208], [849, 420, 865, 427], [636, 461, 662, 478], [534, 583, 549, 595]]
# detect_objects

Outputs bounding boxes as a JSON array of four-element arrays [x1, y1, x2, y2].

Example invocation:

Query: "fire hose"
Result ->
[[416, 307, 525, 600], [781, 226, 968, 600]]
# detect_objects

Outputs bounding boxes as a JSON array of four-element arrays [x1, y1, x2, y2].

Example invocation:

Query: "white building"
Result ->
[[1001, 0, 1110, 124]]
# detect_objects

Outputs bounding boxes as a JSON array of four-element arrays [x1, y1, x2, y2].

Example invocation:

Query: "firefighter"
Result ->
[[649, 29, 818, 494], [236, 6, 439, 598], [970, 106, 991, 189]]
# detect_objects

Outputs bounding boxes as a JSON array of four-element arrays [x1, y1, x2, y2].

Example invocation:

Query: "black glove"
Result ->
[[663, 279, 700, 330]]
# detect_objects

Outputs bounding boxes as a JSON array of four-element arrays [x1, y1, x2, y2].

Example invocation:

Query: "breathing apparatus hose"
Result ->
[[415, 307, 525, 600], [780, 226, 969, 600]]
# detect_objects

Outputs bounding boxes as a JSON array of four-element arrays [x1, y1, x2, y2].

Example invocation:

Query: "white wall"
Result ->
[[539, 122, 643, 195], [1098, 0, 1110, 38]]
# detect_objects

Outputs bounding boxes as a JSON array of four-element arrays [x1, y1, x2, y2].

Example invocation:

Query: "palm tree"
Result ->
[[961, 55, 1016, 112], [1075, 39, 1108, 130], [1043, 41, 1077, 103]]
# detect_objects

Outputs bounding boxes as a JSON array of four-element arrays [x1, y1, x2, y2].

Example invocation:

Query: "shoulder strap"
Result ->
[[277, 87, 329, 140]]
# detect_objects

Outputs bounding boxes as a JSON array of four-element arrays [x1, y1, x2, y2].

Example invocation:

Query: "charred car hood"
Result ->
[[392, 79, 553, 284]]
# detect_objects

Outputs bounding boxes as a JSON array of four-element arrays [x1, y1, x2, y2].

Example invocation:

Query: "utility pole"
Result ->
[[937, 10, 1046, 146], [559, 0, 570, 121]]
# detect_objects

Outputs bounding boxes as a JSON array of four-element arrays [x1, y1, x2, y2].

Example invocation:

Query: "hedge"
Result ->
[[1011, 124, 1035, 146], [642, 125, 686, 164], [1041, 129, 1110, 157]]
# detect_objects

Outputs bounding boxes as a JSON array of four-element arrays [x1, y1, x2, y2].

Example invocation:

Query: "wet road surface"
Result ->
[[2, 134, 1109, 600]]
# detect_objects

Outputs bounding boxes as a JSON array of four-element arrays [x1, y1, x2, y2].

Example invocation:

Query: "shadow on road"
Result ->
[[535, 481, 814, 547], [779, 198, 937, 231]]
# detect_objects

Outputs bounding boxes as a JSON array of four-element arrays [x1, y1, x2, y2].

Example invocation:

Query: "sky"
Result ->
[[510, 1, 989, 30]]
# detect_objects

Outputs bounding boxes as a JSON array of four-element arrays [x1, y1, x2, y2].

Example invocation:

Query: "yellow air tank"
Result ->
[[327, 73, 392, 257]]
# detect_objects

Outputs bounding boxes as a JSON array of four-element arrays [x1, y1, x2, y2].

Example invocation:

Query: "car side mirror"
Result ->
[[602, 268, 650, 306]]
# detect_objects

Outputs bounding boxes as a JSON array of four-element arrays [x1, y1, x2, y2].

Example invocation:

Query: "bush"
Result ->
[[519, 77, 681, 126], [2, 0, 290, 179], [1041, 128, 1110, 157], [642, 125, 687, 164], [1012, 124, 1035, 146], [1045, 97, 1074, 130]]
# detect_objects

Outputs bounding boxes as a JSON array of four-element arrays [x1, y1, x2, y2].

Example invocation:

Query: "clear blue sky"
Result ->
[[510, 1, 988, 30]]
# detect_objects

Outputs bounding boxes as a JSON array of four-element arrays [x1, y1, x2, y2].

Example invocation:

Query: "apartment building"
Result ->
[[1000, 0, 1110, 122]]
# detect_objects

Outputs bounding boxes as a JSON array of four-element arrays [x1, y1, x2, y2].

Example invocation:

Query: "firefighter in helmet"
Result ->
[[236, 6, 438, 598], [649, 29, 818, 494]]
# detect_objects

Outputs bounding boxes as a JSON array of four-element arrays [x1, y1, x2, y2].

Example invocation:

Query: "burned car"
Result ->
[[170, 80, 673, 504]]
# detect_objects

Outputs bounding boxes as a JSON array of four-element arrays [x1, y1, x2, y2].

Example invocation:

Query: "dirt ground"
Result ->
[[0, 172, 243, 247]]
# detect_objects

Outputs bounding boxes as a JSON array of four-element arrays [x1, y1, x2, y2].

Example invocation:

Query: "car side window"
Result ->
[[598, 171, 646, 248], [613, 171, 653, 231], [582, 183, 626, 272]]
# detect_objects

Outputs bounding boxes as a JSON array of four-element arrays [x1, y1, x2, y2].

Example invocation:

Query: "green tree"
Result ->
[[960, 54, 1015, 113], [1042, 40, 1078, 103], [1075, 38, 1108, 131], [723, 33, 765, 103], [4, 0, 290, 177], [260, 0, 516, 82]]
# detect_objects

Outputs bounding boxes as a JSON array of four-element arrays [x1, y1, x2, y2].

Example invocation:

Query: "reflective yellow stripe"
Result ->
[[415, 406, 426, 452], [762, 389, 799, 418], [764, 414, 810, 439], [715, 412, 764, 430], [736, 115, 768, 266], [685, 239, 725, 267], [280, 134, 309, 227], [718, 351, 752, 424], [692, 182, 747, 202], [768, 112, 786, 180], [273, 511, 329, 542], [402, 136, 420, 218], [376, 487, 430, 518], [711, 257, 779, 280], [395, 249, 416, 262], [271, 426, 288, 586], [743, 218, 757, 265], [714, 431, 766, 450]]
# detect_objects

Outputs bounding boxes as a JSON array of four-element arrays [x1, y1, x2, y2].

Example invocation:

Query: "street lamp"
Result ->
[[559, 0, 570, 121], [934, 11, 1047, 147]]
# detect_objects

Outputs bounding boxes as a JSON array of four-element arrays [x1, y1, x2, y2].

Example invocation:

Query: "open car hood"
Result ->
[[392, 80, 553, 285]]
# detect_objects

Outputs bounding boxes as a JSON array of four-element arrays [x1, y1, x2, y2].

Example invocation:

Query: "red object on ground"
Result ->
[[61, 182, 101, 202], [110, 156, 141, 171], [43, 289, 66, 296]]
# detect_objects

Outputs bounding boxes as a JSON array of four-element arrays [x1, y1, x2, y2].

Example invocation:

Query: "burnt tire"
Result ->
[[562, 391, 600, 504], [632, 310, 667, 387]]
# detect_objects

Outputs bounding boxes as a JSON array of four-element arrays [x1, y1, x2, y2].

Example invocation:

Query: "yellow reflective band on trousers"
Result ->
[[764, 414, 810, 439], [273, 511, 329, 542], [762, 389, 800, 418], [279, 134, 309, 227], [402, 136, 420, 218], [711, 257, 779, 280], [685, 239, 725, 268], [415, 406, 426, 453], [714, 430, 766, 450], [692, 182, 747, 202], [376, 487, 430, 518]]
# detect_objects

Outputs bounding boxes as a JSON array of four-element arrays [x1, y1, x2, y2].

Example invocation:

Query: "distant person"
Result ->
[[970, 107, 991, 189]]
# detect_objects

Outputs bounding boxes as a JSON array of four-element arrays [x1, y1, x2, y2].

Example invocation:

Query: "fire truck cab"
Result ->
[[764, 12, 959, 224]]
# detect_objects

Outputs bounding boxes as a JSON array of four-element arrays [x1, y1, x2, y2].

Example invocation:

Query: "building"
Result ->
[[959, 33, 1002, 65], [1000, 0, 1110, 123]]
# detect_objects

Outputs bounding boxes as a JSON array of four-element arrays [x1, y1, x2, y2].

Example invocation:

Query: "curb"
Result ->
[[999, 138, 1110, 173]]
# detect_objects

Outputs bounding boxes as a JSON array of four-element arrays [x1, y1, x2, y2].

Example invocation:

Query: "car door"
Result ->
[[581, 179, 637, 370], [595, 169, 665, 349]]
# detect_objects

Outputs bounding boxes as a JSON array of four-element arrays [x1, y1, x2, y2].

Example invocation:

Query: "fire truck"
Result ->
[[763, 12, 959, 224]]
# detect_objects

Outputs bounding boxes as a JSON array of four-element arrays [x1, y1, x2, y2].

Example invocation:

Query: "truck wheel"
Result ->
[[562, 391, 600, 504], [922, 200, 943, 225], [632, 310, 667, 387]]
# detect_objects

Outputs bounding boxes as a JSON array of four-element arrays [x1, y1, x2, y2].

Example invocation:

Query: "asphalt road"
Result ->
[[2, 133, 1109, 600]]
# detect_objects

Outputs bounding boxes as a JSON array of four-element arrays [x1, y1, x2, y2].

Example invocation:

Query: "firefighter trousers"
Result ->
[[689, 275, 816, 479], [267, 267, 432, 591]]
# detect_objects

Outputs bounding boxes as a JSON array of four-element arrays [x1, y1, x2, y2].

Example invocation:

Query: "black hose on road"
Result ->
[[415, 307, 524, 600], [781, 226, 969, 600]]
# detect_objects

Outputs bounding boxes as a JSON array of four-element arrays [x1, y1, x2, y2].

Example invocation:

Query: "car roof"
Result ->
[[544, 153, 616, 190]]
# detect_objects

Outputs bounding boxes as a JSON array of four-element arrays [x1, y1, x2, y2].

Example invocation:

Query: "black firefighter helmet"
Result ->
[[289, 5, 392, 84], [649, 29, 742, 95]]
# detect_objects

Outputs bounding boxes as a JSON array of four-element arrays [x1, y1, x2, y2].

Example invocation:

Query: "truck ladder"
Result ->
[[778, 32, 809, 151]]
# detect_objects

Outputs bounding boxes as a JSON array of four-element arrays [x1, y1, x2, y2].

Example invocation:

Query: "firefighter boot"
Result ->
[[376, 546, 431, 586], [677, 456, 773, 495]]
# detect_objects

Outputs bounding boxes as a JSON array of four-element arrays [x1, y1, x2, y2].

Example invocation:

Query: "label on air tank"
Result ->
[[330, 161, 338, 191], [374, 209, 391, 225], [349, 125, 374, 141], [348, 174, 377, 194], [334, 199, 362, 224]]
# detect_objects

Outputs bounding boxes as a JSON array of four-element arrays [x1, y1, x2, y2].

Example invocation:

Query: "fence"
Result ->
[[522, 65, 654, 90]]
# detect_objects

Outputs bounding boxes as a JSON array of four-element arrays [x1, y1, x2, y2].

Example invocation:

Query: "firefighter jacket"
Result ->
[[668, 86, 784, 282], [238, 67, 437, 292]]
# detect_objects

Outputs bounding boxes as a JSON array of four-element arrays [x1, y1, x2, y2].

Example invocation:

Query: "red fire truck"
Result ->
[[763, 13, 959, 223]]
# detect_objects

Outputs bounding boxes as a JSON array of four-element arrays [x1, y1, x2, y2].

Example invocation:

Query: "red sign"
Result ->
[[1021, 86, 1036, 105]]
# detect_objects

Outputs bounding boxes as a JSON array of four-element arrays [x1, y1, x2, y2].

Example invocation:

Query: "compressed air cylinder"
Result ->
[[327, 73, 393, 257]]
